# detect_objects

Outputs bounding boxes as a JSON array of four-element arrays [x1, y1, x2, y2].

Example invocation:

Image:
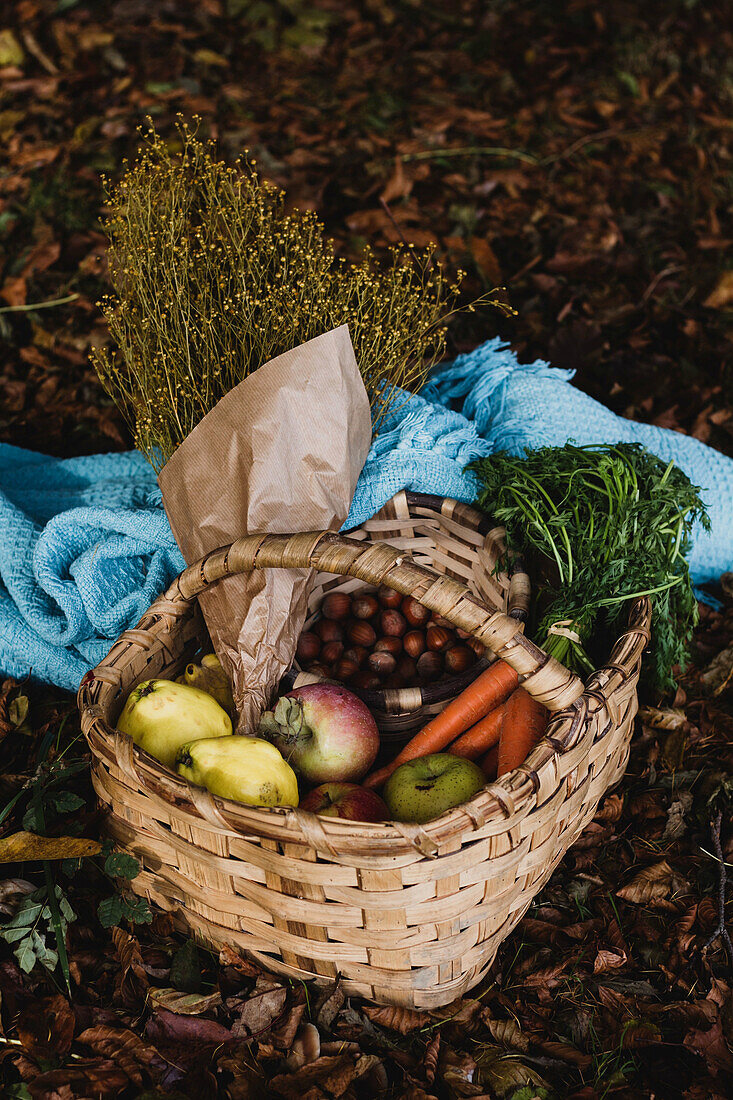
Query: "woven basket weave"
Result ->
[[78, 511, 651, 1010], [290, 491, 531, 739]]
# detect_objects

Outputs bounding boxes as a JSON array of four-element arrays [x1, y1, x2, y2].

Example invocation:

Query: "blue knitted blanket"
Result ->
[[2, 339, 730, 691]]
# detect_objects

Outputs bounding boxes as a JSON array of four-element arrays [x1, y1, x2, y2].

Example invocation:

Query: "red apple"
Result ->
[[258, 683, 379, 784], [300, 782, 388, 821]]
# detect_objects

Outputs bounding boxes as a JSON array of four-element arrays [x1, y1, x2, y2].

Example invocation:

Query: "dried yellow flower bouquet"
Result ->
[[92, 120, 507, 469]]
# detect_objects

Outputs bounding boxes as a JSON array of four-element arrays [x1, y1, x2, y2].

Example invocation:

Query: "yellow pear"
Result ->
[[117, 679, 231, 769], [184, 654, 234, 715], [176, 736, 299, 808]]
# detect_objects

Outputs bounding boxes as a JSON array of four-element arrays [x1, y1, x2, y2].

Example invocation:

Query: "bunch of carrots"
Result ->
[[364, 659, 548, 789]]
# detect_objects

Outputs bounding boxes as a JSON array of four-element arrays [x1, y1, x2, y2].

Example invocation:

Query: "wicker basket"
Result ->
[[78, 517, 651, 1010], [289, 491, 531, 740]]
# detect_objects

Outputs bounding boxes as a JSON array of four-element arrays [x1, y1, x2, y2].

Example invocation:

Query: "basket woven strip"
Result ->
[[79, 495, 650, 1008]]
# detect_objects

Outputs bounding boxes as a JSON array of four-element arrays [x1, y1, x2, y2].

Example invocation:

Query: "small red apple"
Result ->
[[300, 782, 388, 822]]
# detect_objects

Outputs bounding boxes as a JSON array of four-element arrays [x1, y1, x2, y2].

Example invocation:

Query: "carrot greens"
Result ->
[[469, 443, 710, 692]]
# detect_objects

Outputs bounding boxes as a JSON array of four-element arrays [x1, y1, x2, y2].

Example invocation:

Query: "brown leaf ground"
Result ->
[[0, 1, 731, 1097]]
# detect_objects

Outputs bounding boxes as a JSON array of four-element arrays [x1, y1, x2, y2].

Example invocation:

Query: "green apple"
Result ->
[[383, 753, 485, 824], [176, 736, 299, 808], [117, 679, 232, 769]]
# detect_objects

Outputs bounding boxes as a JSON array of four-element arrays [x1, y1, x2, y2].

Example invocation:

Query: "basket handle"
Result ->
[[167, 530, 584, 712]]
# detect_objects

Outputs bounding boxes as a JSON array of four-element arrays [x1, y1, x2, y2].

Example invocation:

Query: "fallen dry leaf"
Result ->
[[380, 157, 413, 203], [638, 705, 688, 730], [271, 999, 306, 1051], [617, 860, 688, 905], [536, 1038, 592, 1068], [314, 978, 345, 1030], [475, 1047, 553, 1097], [470, 236, 502, 285], [0, 831, 102, 863], [148, 987, 222, 1016], [231, 985, 287, 1038], [21, 1059, 130, 1097], [424, 1032, 440, 1084], [620, 1020, 662, 1048], [429, 997, 484, 1028], [145, 1006, 233, 1048], [593, 948, 628, 974], [363, 1003, 430, 1034], [0, 29, 24, 67], [594, 792, 624, 823], [268, 1054, 355, 1098], [20, 238, 61, 279], [0, 276, 27, 307], [112, 927, 148, 1007], [0, 877, 35, 915], [484, 1017, 530, 1052], [16, 994, 74, 1059], [219, 943, 263, 976], [684, 1020, 733, 1076], [703, 270, 733, 309], [699, 644, 733, 696], [76, 1025, 159, 1087]]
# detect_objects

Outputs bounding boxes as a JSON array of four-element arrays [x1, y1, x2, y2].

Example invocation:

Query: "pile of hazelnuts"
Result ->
[[295, 585, 484, 692]]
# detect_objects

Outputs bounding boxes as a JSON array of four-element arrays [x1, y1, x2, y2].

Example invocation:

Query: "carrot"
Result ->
[[480, 743, 499, 780], [447, 703, 505, 760], [364, 659, 519, 788], [496, 687, 548, 777]]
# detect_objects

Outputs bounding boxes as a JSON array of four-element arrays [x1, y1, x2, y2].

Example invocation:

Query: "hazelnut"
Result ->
[[319, 594, 352, 620], [403, 630, 426, 658], [296, 631, 320, 663], [368, 651, 397, 676], [444, 645, 475, 674], [321, 591, 351, 621], [335, 657, 359, 682], [380, 609, 407, 638], [426, 624, 452, 652], [352, 593, 379, 620], [343, 645, 368, 668], [416, 651, 443, 682], [377, 584, 402, 608], [346, 620, 377, 648], [321, 640, 344, 665], [402, 596, 430, 627], [316, 618, 344, 644]]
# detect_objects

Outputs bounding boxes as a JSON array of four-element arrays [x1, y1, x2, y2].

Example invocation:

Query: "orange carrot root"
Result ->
[[496, 687, 548, 777], [480, 743, 499, 780], [364, 659, 519, 789], [447, 703, 505, 760]]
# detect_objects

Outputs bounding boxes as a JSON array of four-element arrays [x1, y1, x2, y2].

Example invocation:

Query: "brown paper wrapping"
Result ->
[[158, 325, 371, 732]]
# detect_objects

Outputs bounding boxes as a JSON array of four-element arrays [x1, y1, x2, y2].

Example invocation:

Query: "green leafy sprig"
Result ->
[[469, 443, 710, 692]]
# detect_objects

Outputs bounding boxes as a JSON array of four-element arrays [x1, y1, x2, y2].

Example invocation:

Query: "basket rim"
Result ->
[[79, 567, 651, 857]]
